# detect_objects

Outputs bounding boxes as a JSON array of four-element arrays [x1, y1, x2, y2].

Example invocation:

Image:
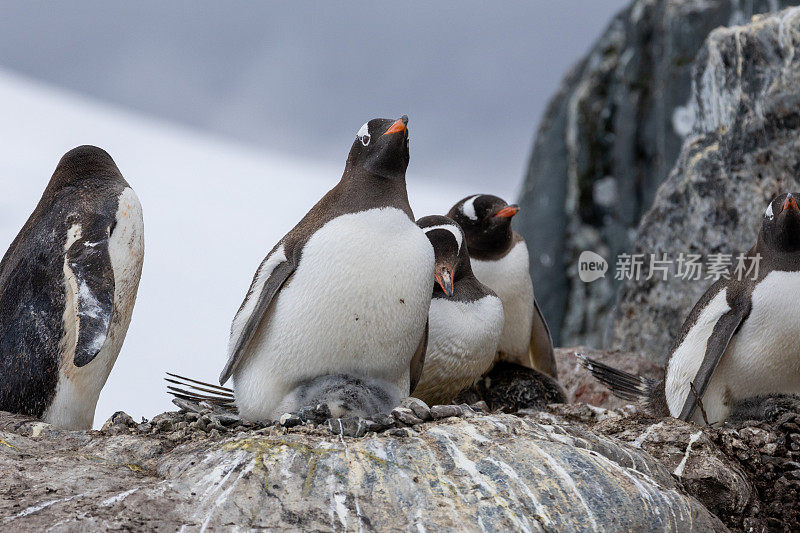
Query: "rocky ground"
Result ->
[[1, 348, 798, 531]]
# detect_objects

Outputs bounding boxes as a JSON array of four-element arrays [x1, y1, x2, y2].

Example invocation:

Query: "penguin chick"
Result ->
[[580, 193, 800, 425], [411, 215, 504, 406], [277, 374, 401, 418], [165, 372, 400, 419], [448, 194, 557, 379]]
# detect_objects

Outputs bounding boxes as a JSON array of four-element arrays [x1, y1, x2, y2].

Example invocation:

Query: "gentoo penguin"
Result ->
[[0, 146, 144, 429], [219, 116, 434, 422], [411, 215, 504, 406], [447, 194, 558, 379], [580, 193, 800, 425]]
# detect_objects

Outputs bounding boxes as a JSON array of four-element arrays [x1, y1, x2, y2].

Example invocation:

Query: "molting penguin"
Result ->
[[412, 215, 504, 406], [580, 193, 800, 425], [447, 194, 557, 379], [217, 116, 433, 422], [0, 146, 144, 429]]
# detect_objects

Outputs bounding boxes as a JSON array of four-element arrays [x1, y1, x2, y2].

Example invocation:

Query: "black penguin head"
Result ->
[[446, 194, 519, 258], [346, 116, 410, 180], [417, 215, 471, 297], [760, 192, 800, 253], [47, 145, 123, 191]]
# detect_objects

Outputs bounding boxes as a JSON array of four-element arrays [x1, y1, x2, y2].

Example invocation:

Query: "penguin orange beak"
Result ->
[[783, 194, 799, 213], [494, 205, 520, 218], [383, 117, 407, 135], [434, 268, 454, 297]]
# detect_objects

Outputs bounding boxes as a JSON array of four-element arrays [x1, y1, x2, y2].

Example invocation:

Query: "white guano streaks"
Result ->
[[488, 458, 552, 526], [673, 431, 703, 477], [336, 421, 364, 533], [100, 488, 138, 507], [631, 422, 666, 449], [428, 428, 536, 532], [528, 442, 600, 532]]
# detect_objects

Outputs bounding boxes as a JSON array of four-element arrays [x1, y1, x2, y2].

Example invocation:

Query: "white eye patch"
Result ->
[[423, 224, 463, 253], [765, 201, 774, 220], [461, 194, 480, 221], [357, 122, 371, 146]]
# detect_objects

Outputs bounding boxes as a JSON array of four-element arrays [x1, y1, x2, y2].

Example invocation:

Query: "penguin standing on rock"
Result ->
[[172, 116, 434, 423], [412, 215, 504, 406], [581, 193, 800, 425], [448, 194, 557, 379], [0, 146, 144, 429]]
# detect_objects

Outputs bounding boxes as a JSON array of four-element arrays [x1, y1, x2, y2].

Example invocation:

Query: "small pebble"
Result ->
[[470, 401, 490, 413], [430, 405, 463, 419], [391, 407, 423, 426], [279, 413, 302, 428], [402, 397, 432, 421]]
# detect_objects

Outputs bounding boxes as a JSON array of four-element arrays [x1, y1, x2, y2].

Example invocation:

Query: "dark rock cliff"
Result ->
[[614, 7, 800, 355], [517, 0, 795, 348]]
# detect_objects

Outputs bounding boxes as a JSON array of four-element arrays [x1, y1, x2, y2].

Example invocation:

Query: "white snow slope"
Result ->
[[0, 69, 514, 427]]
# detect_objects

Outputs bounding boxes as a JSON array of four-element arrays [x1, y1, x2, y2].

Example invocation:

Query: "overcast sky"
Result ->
[[0, 2, 630, 425], [0, 1, 627, 192]]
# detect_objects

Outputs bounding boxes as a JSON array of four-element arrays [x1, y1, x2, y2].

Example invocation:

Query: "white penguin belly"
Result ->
[[233, 207, 434, 422], [471, 242, 534, 364], [705, 271, 800, 423], [666, 272, 800, 424], [413, 294, 504, 406], [44, 188, 144, 429]]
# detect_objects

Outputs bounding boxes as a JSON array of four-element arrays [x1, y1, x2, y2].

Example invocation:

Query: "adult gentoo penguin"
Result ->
[[219, 116, 434, 422], [411, 215, 504, 406], [447, 194, 557, 379], [0, 146, 144, 429], [581, 193, 800, 425]]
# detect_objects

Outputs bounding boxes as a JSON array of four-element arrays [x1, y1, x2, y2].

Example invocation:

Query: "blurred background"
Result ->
[[0, 1, 627, 426]]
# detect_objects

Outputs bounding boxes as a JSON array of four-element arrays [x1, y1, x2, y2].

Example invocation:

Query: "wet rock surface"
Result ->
[[2, 404, 732, 532], [5, 392, 800, 530], [614, 7, 800, 356], [517, 0, 795, 348]]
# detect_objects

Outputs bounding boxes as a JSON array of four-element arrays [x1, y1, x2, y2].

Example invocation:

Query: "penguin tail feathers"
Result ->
[[576, 353, 655, 403], [165, 372, 237, 409]]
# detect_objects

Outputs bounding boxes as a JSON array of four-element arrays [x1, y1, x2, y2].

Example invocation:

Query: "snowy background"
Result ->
[[0, 2, 626, 426]]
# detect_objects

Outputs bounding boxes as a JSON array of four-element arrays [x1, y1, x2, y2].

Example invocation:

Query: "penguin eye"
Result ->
[[765, 202, 774, 220], [357, 122, 370, 146]]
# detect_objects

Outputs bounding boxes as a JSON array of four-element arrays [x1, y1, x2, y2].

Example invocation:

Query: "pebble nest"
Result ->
[[712, 397, 800, 532], [100, 396, 492, 443]]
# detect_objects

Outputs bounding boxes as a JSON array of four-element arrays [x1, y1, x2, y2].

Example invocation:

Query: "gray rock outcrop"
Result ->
[[0, 408, 729, 531], [614, 7, 800, 356], [517, 0, 795, 348]]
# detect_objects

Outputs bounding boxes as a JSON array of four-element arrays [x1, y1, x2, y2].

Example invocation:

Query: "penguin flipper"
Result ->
[[66, 224, 115, 368], [221, 248, 295, 385], [528, 299, 558, 379], [678, 300, 750, 421], [409, 319, 428, 395]]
